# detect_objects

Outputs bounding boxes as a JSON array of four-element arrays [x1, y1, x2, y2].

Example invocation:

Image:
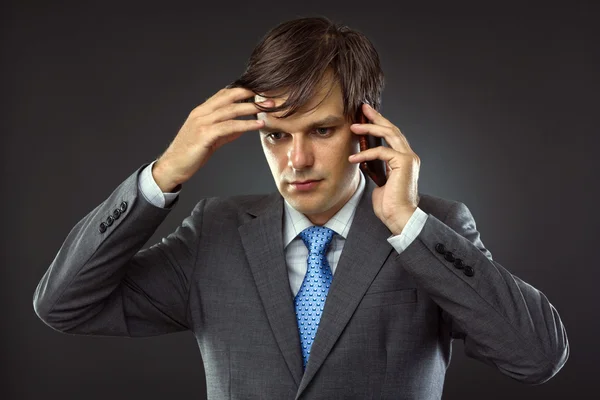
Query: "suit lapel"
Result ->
[[238, 193, 304, 386], [296, 177, 394, 397]]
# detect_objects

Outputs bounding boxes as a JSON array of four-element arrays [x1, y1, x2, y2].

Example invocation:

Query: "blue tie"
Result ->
[[294, 226, 335, 370]]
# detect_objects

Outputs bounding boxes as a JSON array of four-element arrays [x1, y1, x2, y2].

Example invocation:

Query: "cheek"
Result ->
[[326, 135, 358, 180], [262, 144, 285, 174], [326, 134, 355, 164]]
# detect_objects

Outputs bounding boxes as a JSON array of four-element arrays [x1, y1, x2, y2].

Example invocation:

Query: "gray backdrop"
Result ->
[[3, 0, 598, 399]]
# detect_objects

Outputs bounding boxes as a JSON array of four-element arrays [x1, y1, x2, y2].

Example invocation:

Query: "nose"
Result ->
[[288, 135, 314, 171]]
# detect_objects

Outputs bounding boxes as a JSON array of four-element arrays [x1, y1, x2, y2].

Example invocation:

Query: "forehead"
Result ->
[[256, 74, 344, 120]]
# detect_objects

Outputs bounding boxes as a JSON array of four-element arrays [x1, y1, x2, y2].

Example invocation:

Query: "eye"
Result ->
[[315, 127, 333, 136], [267, 132, 285, 141]]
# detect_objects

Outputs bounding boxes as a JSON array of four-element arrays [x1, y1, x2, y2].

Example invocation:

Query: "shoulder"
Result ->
[[417, 192, 471, 223], [189, 192, 280, 222], [417, 193, 484, 245]]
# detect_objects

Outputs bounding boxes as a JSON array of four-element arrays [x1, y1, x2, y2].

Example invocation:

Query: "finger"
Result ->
[[349, 146, 406, 170], [209, 100, 274, 123], [353, 109, 413, 152], [197, 87, 259, 116], [351, 123, 406, 152], [362, 103, 395, 128]]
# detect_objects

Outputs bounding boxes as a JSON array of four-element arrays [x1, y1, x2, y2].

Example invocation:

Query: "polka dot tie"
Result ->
[[294, 226, 335, 370]]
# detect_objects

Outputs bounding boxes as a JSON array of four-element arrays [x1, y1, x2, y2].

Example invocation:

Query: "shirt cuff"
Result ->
[[387, 207, 428, 253], [138, 160, 181, 208]]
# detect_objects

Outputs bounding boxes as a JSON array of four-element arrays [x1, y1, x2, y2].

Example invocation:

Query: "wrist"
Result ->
[[387, 207, 417, 236], [152, 159, 182, 193]]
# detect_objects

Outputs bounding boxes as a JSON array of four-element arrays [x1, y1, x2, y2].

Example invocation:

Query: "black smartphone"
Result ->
[[356, 109, 387, 186]]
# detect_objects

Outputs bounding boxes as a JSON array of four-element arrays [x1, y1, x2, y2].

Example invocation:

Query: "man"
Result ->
[[33, 16, 568, 399]]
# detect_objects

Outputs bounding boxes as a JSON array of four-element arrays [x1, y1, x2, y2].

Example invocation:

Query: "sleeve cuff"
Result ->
[[138, 160, 181, 208], [387, 207, 428, 253]]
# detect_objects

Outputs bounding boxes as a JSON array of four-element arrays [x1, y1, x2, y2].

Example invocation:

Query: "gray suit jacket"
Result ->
[[33, 163, 569, 399]]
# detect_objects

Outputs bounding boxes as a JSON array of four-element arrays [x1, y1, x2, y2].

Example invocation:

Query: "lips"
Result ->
[[289, 179, 322, 191]]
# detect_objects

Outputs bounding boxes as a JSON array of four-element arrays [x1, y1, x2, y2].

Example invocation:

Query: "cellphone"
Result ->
[[356, 109, 387, 186]]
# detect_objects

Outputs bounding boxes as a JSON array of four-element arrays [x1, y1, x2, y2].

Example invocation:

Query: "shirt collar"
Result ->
[[283, 171, 365, 247]]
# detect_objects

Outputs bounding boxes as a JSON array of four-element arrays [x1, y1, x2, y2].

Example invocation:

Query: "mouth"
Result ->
[[289, 179, 322, 191]]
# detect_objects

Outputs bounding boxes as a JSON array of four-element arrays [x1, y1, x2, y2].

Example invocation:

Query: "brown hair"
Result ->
[[228, 16, 385, 122]]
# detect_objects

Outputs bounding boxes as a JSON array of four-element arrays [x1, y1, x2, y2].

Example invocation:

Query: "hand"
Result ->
[[153, 87, 272, 192], [348, 103, 421, 235]]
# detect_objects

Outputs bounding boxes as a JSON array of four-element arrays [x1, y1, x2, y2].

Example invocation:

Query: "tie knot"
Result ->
[[299, 226, 335, 255]]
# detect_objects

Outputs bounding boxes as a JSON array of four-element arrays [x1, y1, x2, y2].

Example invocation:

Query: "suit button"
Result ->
[[112, 209, 121, 219], [463, 266, 475, 277], [106, 215, 115, 226], [444, 251, 455, 262], [119, 201, 128, 213], [99, 222, 107, 233], [453, 259, 464, 269], [435, 243, 446, 254]]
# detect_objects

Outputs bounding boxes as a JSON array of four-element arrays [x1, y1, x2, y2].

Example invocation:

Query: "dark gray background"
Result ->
[[3, 0, 598, 399]]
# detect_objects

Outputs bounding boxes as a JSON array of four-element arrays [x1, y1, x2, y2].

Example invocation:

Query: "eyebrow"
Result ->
[[259, 115, 345, 134]]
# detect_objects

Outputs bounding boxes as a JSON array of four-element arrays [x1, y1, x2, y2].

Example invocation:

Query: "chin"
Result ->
[[284, 195, 330, 216]]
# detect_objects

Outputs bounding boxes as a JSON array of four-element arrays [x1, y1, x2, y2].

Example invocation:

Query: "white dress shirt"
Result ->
[[139, 160, 429, 297]]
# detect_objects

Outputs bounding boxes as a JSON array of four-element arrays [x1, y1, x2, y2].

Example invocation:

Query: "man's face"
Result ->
[[256, 74, 361, 226]]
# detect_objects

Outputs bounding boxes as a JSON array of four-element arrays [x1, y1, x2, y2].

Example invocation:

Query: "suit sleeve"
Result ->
[[33, 163, 203, 337], [395, 201, 569, 384]]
